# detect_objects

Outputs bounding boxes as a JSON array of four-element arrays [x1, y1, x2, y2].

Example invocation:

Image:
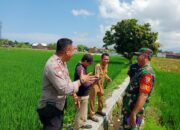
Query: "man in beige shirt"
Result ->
[[37, 38, 97, 130], [89, 53, 112, 122]]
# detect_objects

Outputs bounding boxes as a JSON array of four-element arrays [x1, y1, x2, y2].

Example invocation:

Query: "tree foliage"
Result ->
[[0, 39, 31, 48], [77, 44, 88, 52], [47, 43, 56, 50], [103, 19, 159, 61]]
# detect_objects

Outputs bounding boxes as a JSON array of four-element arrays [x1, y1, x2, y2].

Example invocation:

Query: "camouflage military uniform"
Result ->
[[121, 63, 155, 130]]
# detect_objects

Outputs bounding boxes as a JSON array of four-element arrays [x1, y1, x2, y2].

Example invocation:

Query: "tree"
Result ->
[[103, 19, 159, 63], [77, 44, 88, 52], [47, 43, 56, 50], [0, 39, 33, 48], [13, 41, 31, 48], [0, 39, 13, 46]]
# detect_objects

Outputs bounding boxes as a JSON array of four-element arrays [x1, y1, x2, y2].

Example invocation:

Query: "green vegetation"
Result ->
[[103, 18, 160, 63], [77, 44, 88, 52], [0, 39, 32, 48], [0, 48, 128, 130], [143, 58, 180, 130], [47, 43, 56, 50]]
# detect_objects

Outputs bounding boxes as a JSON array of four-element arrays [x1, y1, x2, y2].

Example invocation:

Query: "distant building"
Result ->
[[166, 53, 180, 59], [0, 44, 12, 48], [157, 52, 180, 59], [89, 47, 98, 53], [157, 52, 166, 58], [89, 47, 107, 53], [32, 43, 47, 49]]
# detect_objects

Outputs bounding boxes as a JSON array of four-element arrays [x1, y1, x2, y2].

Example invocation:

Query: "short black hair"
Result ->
[[56, 38, 72, 53], [81, 54, 93, 63], [101, 53, 109, 59]]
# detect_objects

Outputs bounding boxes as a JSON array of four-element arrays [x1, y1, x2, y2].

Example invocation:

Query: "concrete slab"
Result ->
[[86, 77, 130, 130]]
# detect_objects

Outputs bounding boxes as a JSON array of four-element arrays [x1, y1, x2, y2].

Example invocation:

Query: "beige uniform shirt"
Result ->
[[38, 54, 79, 110], [93, 63, 110, 94]]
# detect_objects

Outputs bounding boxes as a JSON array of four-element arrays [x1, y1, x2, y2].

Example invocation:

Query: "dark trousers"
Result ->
[[37, 104, 64, 130]]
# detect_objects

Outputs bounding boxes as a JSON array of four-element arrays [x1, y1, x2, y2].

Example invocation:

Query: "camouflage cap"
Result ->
[[134, 48, 153, 58]]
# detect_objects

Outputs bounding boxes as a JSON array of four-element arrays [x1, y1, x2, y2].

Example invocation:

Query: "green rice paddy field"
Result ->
[[143, 58, 180, 130], [0, 48, 128, 130], [1, 48, 179, 130]]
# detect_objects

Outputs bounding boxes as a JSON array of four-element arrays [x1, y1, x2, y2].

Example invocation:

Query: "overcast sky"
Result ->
[[0, 0, 180, 52]]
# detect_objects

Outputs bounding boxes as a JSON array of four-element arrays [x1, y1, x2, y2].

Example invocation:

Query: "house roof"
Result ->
[[32, 43, 47, 46]]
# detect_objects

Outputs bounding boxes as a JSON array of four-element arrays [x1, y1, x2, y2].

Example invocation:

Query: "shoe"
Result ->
[[88, 117, 99, 122], [81, 124, 92, 129], [96, 111, 106, 116]]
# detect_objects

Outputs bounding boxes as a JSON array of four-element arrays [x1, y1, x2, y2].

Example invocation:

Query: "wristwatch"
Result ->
[[80, 78, 85, 85]]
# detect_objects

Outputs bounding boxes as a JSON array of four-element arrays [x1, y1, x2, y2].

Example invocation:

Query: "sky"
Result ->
[[0, 0, 180, 52]]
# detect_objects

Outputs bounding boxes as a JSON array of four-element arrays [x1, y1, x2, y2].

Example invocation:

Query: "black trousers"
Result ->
[[37, 103, 64, 130]]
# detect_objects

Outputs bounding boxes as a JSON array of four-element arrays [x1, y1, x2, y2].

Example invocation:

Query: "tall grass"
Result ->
[[143, 58, 180, 130]]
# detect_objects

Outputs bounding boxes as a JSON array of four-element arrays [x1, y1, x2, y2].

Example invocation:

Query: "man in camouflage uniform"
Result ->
[[121, 48, 155, 130]]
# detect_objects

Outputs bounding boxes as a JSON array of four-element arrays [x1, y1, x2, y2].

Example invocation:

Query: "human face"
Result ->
[[137, 53, 146, 67], [65, 45, 77, 61], [83, 61, 92, 67], [101, 55, 109, 65]]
